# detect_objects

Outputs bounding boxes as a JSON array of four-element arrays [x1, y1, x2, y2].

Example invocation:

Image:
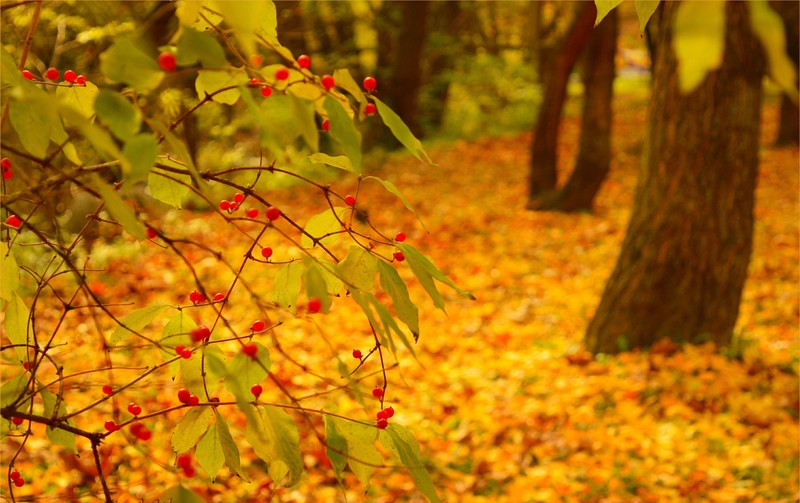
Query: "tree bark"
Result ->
[[534, 9, 618, 212], [585, 2, 765, 353], [527, 3, 595, 200], [773, 0, 799, 146], [420, 1, 462, 132]]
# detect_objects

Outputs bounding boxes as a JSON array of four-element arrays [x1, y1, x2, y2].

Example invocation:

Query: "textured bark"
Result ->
[[585, 2, 765, 353], [528, 3, 595, 199], [773, 0, 799, 146], [534, 9, 618, 212]]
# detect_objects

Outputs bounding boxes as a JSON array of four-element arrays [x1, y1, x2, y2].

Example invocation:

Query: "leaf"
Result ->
[[308, 153, 358, 173], [177, 27, 226, 68], [595, 0, 624, 27], [160, 311, 196, 377], [260, 94, 306, 146], [40, 386, 77, 453], [324, 416, 381, 486], [0, 373, 28, 409], [57, 105, 127, 169], [214, 411, 243, 477], [672, 0, 726, 94], [109, 304, 170, 345], [0, 243, 19, 301], [301, 208, 346, 248], [364, 176, 428, 233], [291, 95, 319, 152], [304, 262, 332, 313], [324, 96, 362, 171], [748, 0, 799, 103], [396, 243, 475, 312], [272, 262, 304, 310], [380, 424, 440, 503], [172, 406, 214, 454], [56, 81, 99, 119], [123, 134, 158, 182], [332, 68, 367, 107], [224, 342, 271, 401], [634, 0, 661, 33], [377, 261, 420, 340], [159, 485, 205, 503], [1, 48, 22, 87], [149, 167, 192, 209], [100, 37, 163, 91], [5, 293, 31, 361], [195, 70, 243, 105], [337, 246, 378, 292], [150, 120, 202, 186], [373, 97, 432, 164], [9, 99, 50, 157], [94, 89, 141, 141], [318, 260, 344, 294], [176, 0, 203, 26], [324, 414, 349, 479], [243, 403, 303, 486], [210, 0, 277, 55], [196, 422, 224, 480]]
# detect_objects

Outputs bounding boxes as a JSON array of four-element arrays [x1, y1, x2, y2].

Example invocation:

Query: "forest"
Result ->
[[0, 1, 797, 502]]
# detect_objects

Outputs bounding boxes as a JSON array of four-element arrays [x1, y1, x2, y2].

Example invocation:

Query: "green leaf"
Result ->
[[0, 373, 28, 409], [211, 0, 277, 55], [324, 96, 362, 171], [160, 311, 196, 377], [215, 411, 243, 477], [634, 0, 661, 33], [301, 208, 346, 248], [373, 97, 432, 164], [324, 414, 349, 479], [94, 89, 141, 141], [748, 0, 798, 103], [224, 343, 271, 401], [380, 424, 440, 503], [396, 243, 474, 312], [324, 416, 381, 486], [351, 290, 389, 349], [286, 82, 323, 101], [100, 37, 163, 91], [272, 262, 304, 310], [0, 243, 19, 301], [159, 484, 205, 503], [243, 403, 303, 486], [172, 406, 214, 454], [109, 304, 170, 345], [56, 81, 99, 119], [5, 293, 31, 361], [337, 246, 378, 292], [332, 69, 367, 107], [9, 100, 50, 157], [177, 27, 226, 67], [308, 153, 358, 173], [1, 48, 22, 87], [317, 260, 344, 295], [123, 134, 157, 182], [260, 94, 307, 146], [58, 105, 127, 170], [150, 120, 202, 186], [672, 0, 726, 94], [594, 0, 624, 27], [40, 386, 77, 453], [92, 175, 145, 239], [364, 176, 428, 233], [196, 70, 243, 105], [304, 262, 331, 313], [149, 167, 192, 209], [377, 261, 420, 341], [291, 95, 319, 152], [196, 422, 224, 480]]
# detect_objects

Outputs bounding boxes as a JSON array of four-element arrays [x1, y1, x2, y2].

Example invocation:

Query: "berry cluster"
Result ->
[[10, 469, 24, 488], [22, 67, 86, 85], [1, 158, 12, 179], [177, 453, 196, 477], [177, 388, 200, 406]]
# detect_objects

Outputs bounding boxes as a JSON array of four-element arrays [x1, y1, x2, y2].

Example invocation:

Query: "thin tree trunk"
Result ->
[[527, 3, 595, 201], [585, 2, 765, 353], [421, 1, 462, 131], [773, 0, 799, 146]]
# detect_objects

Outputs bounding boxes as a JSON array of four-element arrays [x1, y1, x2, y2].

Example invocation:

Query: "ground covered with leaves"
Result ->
[[3, 99, 798, 502]]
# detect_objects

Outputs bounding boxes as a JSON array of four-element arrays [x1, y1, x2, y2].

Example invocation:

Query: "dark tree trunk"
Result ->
[[585, 2, 765, 353], [275, 1, 308, 55], [527, 3, 595, 200], [533, 9, 618, 212], [420, 1, 462, 132], [773, 0, 799, 146]]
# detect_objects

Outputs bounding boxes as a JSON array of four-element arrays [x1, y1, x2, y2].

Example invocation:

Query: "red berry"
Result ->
[[64, 70, 77, 83], [75, 75, 86, 85], [352, 349, 362, 359], [22, 362, 30, 371], [395, 232, 406, 242], [219, 199, 230, 211], [248, 77, 261, 87], [12, 416, 23, 426], [372, 387, 384, 400], [321, 74, 335, 91], [2, 158, 12, 169], [158, 52, 176, 72], [210, 397, 220, 403], [265, 206, 281, 221], [45, 67, 59, 81], [393, 251, 405, 262], [308, 297, 322, 314], [6, 215, 22, 229], [364, 103, 377, 116], [127, 403, 142, 416], [260, 246, 273, 259], [102, 385, 113, 395], [250, 54, 262, 67], [13, 477, 24, 487], [191, 325, 210, 342], [182, 465, 196, 477], [382, 406, 394, 418], [177, 453, 192, 468], [137, 428, 152, 441], [297, 54, 311, 69], [233, 192, 245, 203], [178, 388, 191, 404], [187, 394, 199, 406], [251, 384, 263, 398], [180, 349, 192, 359], [260, 86, 273, 98], [246, 208, 259, 218], [175, 345, 185, 355], [146, 227, 157, 239], [104, 420, 119, 432], [213, 292, 225, 301], [321, 119, 330, 132], [242, 343, 258, 358], [228, 201, 238, 212], [21, 70, 34, 80], [189, 290, 202, 303], [344, 194, 356, 206], [10, 470, 20, 481], [363, 76, 377, 92], [275, 67, 289, 80], [376, 418, 388, 429], [377, 409, 388, 420], [129, 422, 144, 435], [252, 319, 266, 332]]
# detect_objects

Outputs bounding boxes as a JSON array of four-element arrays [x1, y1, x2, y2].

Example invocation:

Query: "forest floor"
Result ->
[[6, 99, 798, 502]]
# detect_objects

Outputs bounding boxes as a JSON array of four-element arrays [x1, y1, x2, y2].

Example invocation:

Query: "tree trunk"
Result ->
[[275, 0, 308, 55], [420, 1, 462, 132], [585, 2, 765, 353], [527, 3, 595, 200], [534, 9, 618, 212], [773, 0, 799, 146]]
